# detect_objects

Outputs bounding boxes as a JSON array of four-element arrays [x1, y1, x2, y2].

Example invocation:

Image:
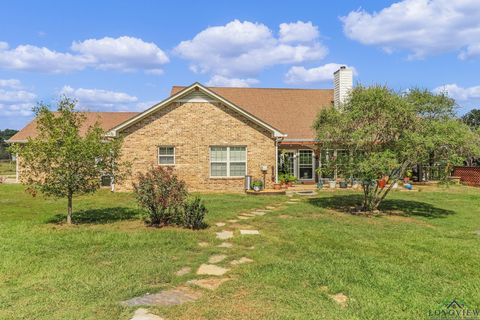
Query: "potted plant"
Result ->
[[279, 174, 288, 189], [339, 179, 348, 188], [377, 178, 386, 189], [328, 179, 337, 189], [316, 179, 324, 189], [404, 169, 412, 183], [286, 174, 297, 187], [251, 180, 263, 192], [273, 182, 281, 190]]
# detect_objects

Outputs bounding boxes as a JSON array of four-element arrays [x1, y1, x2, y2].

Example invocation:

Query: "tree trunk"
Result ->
[[67, 193, 73, 224]]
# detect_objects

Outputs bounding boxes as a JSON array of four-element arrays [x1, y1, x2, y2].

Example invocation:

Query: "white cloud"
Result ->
[[341, 0, 480, 59], [175, 20, 327, 79], [279, 21, 319, 43], [0, 36, 169, 73], [60, 86, 139, 110], [71, 36, 169, 72], [206, 75, 259, 87], [0, 79, 22, 89], [0, 79, 36, 116], [285, 63, 356, 84], [434, 83, 480, 101], [0, 43, 92, 73]]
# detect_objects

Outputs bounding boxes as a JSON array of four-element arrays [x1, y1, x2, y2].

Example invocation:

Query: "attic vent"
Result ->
[[177, 90, 216, 103]]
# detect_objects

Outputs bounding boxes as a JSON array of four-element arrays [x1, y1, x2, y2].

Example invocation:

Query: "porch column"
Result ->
[[15, 153, 19, 183], [275, 138, 279, 183]]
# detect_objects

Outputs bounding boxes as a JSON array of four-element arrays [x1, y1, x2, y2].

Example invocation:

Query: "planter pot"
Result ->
[[328, 180, 337, 189], [377, 179, 386, 189], [273, 183, 281, 190], [339, 181, 348, 188], [253, 186, 260, 192], [281, 183, 288, 189], [403, 177, 410, 183]]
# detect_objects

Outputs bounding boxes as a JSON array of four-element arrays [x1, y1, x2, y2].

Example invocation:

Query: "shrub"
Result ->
[[133, 166, 188, 226], [251, 179, 263, 189], [181, 197, 208, 229]]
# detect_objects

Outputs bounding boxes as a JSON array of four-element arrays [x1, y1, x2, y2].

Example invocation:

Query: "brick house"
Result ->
[[8, 67, 353, 192]]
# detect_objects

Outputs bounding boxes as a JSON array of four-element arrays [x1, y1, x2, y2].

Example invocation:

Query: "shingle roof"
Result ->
[[8, 112, 139, 142], [11, 85, 334, 142], [171, 86, 333, 140]]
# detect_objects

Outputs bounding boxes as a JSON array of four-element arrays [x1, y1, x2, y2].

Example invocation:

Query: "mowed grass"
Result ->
[[0, 160, 15, 176], [1, 184, 479, 319]]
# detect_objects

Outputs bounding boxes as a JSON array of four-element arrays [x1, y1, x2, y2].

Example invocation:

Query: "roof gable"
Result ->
[[107, 83, 287, 138], [171, 86, 334, 140]]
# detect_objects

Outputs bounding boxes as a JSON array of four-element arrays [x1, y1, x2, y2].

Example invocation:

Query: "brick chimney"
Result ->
[[333, 66, 353, 108]]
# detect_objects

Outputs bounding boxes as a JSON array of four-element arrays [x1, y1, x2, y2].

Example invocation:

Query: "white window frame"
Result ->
[[158, 146, 175, 166], [298, 149, 315, 181], [209, 146, 247, 178]]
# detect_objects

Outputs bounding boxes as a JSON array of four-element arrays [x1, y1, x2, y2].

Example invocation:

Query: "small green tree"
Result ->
[[314, 86, 480, 212], [9, 97, 127, 224]]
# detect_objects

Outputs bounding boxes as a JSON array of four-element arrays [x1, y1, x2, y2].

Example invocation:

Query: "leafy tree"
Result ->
[[462, 109, 480, 129], [9, 97, 127, 224], [0, 129, 18, 159], [314, 86, 480, 212], [461, 109, 480, 166]]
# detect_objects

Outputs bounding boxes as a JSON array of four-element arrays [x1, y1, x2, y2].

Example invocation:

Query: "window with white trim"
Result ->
[[210, 146, 246, 177], [158, 146, 175, 165]]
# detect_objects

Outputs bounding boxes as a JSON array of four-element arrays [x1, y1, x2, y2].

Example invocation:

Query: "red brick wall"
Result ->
[[453, 166, 480, 186]]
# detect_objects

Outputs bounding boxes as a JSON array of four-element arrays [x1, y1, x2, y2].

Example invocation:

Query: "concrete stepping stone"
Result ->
[[197, 264, 229, 276], [130, 308, 164, 320], [330, 293, 348, 308], [218, 242, 233, 248], [238, 216, 251, 220], [175, 267, 191, 276], [253, 212, 266, 216], [215, 222, 226, 227], [198, 242, 209, 247], [240, 229, 260, 235], [240, 213, 256, 217], [216, 230, 233, 240], [266, 206, 276, 209], [188, 278, 231, 290], [122, 286, 200, 307], [227, 219, 238, 223], [230, 257, 254, 265], [208, 254, 227, 264]]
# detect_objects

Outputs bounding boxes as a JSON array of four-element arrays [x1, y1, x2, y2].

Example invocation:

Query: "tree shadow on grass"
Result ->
[[46, 207, 142, 224], [308, 194, 455, 219]]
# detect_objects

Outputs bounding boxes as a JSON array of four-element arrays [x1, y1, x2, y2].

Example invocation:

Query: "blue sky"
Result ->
[[1, 0, 479, 130]]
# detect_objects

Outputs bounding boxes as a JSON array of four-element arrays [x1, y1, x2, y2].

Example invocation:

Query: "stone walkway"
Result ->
[[125, 196, 301, 320]]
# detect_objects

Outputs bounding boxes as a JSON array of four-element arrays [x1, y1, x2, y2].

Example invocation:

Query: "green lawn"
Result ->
[[1, 184, 479, 319], [0, 160, 15, 176]]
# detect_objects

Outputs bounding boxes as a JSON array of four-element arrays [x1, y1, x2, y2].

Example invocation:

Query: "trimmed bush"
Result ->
[[133, 166, 188, 226], [181, 196, 208, 230]]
